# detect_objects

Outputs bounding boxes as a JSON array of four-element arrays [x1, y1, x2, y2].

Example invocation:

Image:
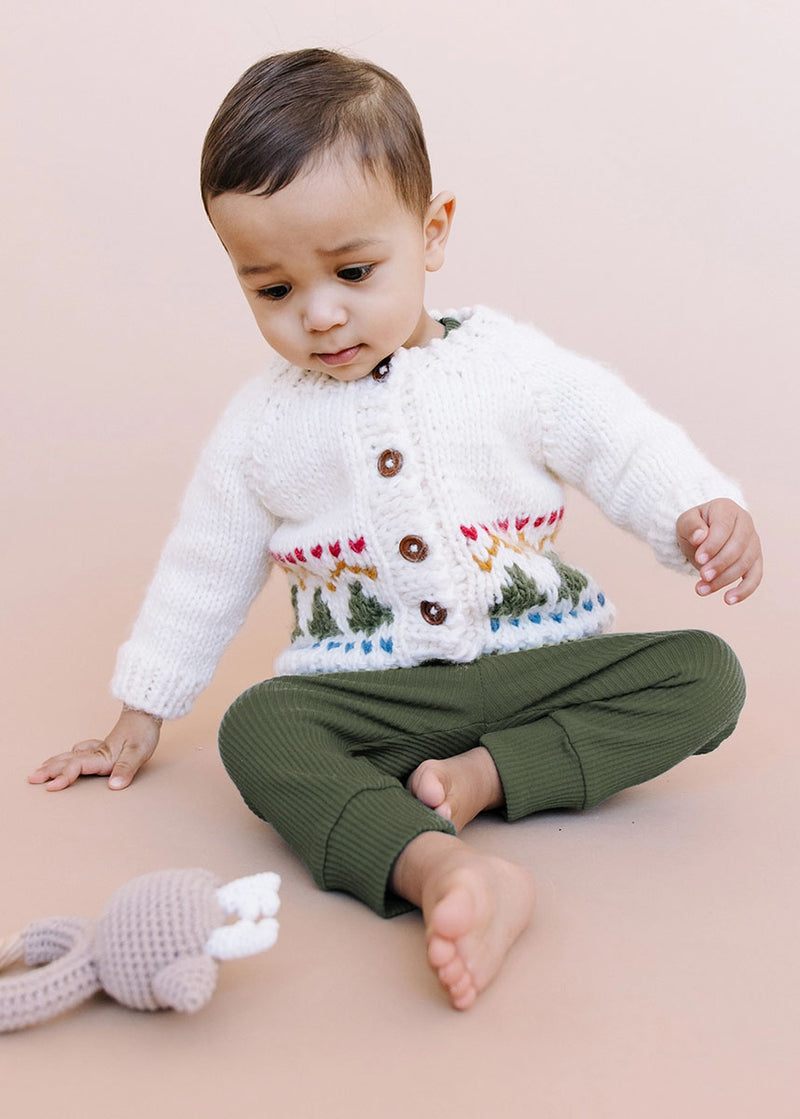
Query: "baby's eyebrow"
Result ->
[[238, 263, 280, 278], [319, 237, 383, 257], [238, 238, 385, 277]]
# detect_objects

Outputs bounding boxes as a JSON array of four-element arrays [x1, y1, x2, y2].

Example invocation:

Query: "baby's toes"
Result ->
[[408, 760, 447, 810], [431, 954, 476, 1009], [427, 934, 456, 970], [448, 971, 476, 1010], [437, 954, 468, 989], [435, 951, 475, 1009]]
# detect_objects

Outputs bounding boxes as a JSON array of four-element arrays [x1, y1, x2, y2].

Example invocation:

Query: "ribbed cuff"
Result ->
[[482, 717, 587, 821], [322, 786, 456, 918], [111, 647, 200, 720]]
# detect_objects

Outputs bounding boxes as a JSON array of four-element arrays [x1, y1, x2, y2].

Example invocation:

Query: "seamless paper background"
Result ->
[[2, 3, 797, 1116]]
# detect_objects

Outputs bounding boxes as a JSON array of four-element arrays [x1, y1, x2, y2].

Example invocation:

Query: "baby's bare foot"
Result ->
[[407, 747, 503, 832], [422, 846, 535, 1010]]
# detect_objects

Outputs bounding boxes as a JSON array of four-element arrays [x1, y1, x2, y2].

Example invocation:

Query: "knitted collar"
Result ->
[[370, 315, 461, 380]]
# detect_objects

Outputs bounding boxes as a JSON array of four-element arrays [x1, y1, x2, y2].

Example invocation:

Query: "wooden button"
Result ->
[[420, 601, 447, 625], [399, 535, 428, 562], [371, 359, 391, 381], [377, 449, 403, 477]]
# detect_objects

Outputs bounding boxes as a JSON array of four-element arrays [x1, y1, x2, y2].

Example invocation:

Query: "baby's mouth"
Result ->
[[316, 345, 362, 367]]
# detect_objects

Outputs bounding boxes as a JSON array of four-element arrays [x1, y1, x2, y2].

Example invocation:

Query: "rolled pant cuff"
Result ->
[[483, 716, 587, 820], [322, 785, 456, 918]]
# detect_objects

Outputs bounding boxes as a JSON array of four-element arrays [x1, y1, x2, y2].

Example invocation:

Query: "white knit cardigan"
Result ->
[[112, 306, 743, 719]]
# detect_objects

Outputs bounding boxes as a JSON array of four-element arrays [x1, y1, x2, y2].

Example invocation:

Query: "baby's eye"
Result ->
[[257, 284, 291, 301], [337, 265, 373, 283]]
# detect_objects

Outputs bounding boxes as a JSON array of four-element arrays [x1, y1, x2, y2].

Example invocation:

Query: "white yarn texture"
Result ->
[[112, 306, 744, 719], [206, 872, 281, 960]]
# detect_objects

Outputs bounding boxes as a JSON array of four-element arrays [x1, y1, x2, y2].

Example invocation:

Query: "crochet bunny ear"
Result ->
[[151, 954, 219, 1013], [0, 917, 100, 1032]]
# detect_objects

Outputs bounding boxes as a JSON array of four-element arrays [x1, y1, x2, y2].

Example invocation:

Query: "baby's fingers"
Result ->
[[28, 739, 114, 791], [106, 740, 153, 789], [698, 550, 763, 604], [697, 525, 754, 581], [675, 507, 710, 563], [693, 504, 744, 567], [696, 534, 763, 599], [726, 553, 763, 603]]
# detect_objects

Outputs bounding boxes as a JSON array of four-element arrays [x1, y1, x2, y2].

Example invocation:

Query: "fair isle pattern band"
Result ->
[[270, 535, 377, 593], [274, 508, 611, 667], [460, 508, 565, 572]]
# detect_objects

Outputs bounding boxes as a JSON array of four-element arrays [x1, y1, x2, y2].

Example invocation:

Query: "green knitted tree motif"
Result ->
[[290, 584, 303, 641], [489, 563, 548, 619], [347, 581, 394, 635], [547, 552, 589, 608], [307, 587, 342, 640]]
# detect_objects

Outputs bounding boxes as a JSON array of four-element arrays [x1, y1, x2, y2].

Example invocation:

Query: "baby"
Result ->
[[31, 49, 762, 1011]]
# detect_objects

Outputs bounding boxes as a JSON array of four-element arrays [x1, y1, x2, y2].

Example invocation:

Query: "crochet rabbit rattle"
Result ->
[[0, 868, 280, 1031]]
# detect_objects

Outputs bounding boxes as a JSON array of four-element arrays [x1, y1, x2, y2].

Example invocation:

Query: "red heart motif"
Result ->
[[497, 519, 509, 531], [548, 510, 558, 525], [311, 544, 323, 560], [329, 541, 341, 558], [286, 554, 297, 564], [349, 536, 366, 554], [516, 516, 530, 531], [558, 507, 565, 520], [460, 525, 478, 540], [294, 548, 306, 563], [534, 516, 545, 528]]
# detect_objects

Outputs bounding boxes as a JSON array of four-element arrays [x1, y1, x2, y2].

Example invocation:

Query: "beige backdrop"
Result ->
[[2, 1, 797, 1116]]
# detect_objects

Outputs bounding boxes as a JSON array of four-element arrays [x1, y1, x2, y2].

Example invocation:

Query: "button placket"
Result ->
[[372, 390, 448, 632]]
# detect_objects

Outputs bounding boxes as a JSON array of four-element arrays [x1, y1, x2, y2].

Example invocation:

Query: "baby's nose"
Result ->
[[302, 289, 348, 332]]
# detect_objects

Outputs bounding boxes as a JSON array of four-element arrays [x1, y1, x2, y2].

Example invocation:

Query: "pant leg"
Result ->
[[219, 630, 745, 914], [478, 629, 746, 820], [218, 666, 486, 918]]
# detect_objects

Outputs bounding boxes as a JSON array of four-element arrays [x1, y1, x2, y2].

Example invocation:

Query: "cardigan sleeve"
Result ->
[[111, 378, 278, 719], [525, 329, 746, 571]]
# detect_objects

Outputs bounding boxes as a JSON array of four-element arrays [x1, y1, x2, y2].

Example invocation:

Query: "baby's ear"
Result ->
[[423, 191, 456, 273], [151, 955, 218, 1013]]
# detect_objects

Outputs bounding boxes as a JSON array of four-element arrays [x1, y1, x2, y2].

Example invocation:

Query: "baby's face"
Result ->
[[209, 156, 447, 381]]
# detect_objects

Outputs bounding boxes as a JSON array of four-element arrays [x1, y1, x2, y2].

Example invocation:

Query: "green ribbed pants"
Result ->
[[219, 630, 745, 917]]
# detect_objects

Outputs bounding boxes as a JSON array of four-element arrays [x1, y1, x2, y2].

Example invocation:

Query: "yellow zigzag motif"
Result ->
[[468, 521, 563, 574], [325, 560, 378, 593], [290, 561, 378, 594]]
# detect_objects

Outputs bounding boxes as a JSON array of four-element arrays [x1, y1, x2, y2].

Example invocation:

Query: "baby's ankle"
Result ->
[[467, 747, 504, 813], [392, 831, 464, 909]]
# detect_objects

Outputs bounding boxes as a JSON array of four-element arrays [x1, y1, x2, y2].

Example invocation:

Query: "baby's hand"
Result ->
[[28, 706, 162, 791], [676, 498, 763, 604]]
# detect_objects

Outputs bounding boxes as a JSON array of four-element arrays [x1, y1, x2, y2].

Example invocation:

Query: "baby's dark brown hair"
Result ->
[[200, 48, 432, 218]]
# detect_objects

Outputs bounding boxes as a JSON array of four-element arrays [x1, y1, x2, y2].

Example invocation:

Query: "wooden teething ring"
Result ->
[[0, 933, 25, 971]]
